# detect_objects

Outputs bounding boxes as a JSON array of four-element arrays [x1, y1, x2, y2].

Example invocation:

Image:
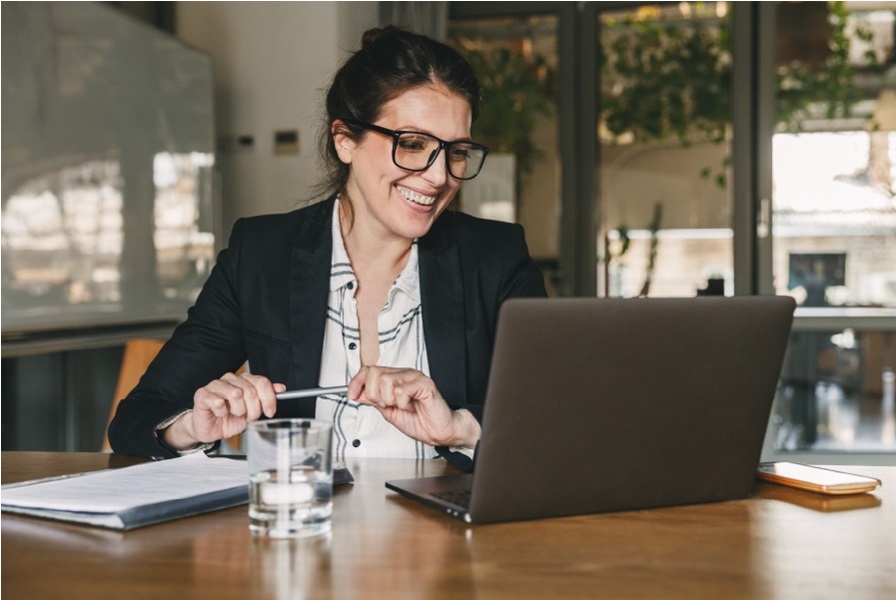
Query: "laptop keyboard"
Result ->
[[431, 489, 471, 509]]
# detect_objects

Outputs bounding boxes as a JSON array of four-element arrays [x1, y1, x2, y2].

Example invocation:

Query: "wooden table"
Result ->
[[2, 452, 894, 599]]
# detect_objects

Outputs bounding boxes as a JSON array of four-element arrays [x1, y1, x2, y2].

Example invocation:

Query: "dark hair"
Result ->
[[315, 26, 481, 199]]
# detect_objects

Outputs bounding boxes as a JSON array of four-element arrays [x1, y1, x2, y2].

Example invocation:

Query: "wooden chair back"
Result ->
[[102, 338, 165, 452]]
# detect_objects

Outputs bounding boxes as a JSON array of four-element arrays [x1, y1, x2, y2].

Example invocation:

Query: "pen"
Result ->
[[275, 385, 349, 400]]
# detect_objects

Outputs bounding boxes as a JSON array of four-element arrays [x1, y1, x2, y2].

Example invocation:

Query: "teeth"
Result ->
[[397, 186, 436, 206]]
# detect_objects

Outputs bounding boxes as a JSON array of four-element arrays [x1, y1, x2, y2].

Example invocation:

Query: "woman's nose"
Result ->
[[420, 149, 450, 186]]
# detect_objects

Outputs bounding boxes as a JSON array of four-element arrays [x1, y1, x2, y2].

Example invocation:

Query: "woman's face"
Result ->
[[335, 84, 471, 242]]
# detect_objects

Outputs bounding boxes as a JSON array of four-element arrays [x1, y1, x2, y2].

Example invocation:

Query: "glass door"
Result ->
[[762, 2, 896, 458], [596, 1, 896, 458], [447, 7, 565, 295], [596, 2, 734, 298]]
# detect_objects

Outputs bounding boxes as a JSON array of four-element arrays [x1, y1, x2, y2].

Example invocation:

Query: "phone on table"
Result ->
[[756, 462, 881, 495]]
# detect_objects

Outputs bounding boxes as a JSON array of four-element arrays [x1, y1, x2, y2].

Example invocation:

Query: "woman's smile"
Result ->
[[395, 184, 437, 207]]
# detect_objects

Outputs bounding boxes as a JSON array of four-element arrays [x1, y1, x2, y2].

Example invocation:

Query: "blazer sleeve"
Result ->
[[108, 220, 251, 458]]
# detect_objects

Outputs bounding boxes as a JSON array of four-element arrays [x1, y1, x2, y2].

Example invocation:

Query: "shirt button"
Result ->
[[347, 281, 354, 290], [352, 439, 361, 448], [348, 342, 357, 350]]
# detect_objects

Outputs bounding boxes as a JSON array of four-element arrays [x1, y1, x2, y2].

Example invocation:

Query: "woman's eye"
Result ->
[[448, 147, 471, 161], [397, 137, 429, 152]]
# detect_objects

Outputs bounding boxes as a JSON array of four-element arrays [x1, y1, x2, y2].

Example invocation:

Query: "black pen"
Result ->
[[275, 385, 349, 400]]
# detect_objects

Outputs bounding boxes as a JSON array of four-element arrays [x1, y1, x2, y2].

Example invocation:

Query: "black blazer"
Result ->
[[109, 196, 547, 458]]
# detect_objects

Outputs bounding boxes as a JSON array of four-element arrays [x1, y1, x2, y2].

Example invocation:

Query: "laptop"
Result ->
[[386, 296, 796, 524]]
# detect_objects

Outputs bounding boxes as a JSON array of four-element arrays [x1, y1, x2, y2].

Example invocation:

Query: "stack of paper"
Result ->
[[1, 453, 248, 530]]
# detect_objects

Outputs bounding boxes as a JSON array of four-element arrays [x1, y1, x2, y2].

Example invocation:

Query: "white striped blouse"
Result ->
[[315, 200, 439, 461]]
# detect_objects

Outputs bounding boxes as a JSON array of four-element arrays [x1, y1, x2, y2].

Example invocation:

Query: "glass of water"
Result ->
[[246, 419, 334, 538]]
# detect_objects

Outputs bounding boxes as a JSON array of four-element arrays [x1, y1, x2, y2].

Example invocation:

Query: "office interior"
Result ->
[[1, 1, 894, 466]]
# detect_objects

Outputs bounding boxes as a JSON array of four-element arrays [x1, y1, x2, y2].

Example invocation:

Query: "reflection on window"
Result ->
[[153, 152, 216, 299], [1, 152, 215, 318], [3, 160, 124, 306]]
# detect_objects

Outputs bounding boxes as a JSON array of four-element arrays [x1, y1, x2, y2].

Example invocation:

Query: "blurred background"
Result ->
[[2, 2, 894, 464]]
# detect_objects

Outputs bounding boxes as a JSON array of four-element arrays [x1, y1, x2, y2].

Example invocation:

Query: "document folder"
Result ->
[[1, 453, 248, 530]]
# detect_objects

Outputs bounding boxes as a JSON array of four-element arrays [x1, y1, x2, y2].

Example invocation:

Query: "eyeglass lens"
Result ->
[[394, 133, 486, 180]]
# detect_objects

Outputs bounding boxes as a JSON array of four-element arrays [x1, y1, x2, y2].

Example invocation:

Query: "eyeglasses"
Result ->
[[342, 119, 489, 180]]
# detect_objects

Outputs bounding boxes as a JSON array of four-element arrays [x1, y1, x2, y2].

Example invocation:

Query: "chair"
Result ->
[[103, 338, 245, 452], [103, 338, 166, 452]]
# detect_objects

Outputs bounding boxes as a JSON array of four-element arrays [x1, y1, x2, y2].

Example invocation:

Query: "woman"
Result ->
[[108, 26, 547, 468]]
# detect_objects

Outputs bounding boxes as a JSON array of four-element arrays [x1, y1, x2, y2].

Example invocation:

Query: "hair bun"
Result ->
[[360, 25, 402, 49]]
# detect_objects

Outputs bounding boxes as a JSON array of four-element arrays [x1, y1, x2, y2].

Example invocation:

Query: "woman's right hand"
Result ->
[[162, 372, 284, 450]]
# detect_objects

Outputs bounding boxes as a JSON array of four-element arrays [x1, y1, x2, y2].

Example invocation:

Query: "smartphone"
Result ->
[[756, 462, 882, 495]]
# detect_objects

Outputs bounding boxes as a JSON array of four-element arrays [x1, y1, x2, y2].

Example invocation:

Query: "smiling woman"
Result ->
[[108, 26, 547, 469], [332, 84, 472, 243]]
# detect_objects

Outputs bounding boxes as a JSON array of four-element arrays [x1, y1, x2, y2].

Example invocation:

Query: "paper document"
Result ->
[[1, 453, 248, 530]]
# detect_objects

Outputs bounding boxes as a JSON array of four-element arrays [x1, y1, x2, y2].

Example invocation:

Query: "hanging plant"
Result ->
[[600, 1, 882, 188], [449, 41, 556, 176], [602, 15, 731, 147]]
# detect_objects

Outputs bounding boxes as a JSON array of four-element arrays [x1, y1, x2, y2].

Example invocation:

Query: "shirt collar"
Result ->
[[393, 242, 420, 302], [329, 197, 420, 301], [329, 199, 357, 292]]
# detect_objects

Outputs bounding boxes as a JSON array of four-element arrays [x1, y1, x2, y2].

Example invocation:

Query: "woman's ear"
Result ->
[[331, 120, 356, 165]]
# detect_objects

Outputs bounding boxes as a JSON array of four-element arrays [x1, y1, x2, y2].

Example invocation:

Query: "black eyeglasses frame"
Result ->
[[341, 119, 489, 181]]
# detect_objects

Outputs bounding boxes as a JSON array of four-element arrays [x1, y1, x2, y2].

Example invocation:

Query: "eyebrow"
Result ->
[[390, 125, 474, 144]]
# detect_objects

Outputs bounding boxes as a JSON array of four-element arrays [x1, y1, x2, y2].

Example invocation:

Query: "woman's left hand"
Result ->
[[347, 366, 480, 448]]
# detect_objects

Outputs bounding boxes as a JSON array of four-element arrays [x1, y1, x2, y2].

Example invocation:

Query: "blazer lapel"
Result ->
[[288, 199, 335, 415], [419, 215, 467, 406]]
